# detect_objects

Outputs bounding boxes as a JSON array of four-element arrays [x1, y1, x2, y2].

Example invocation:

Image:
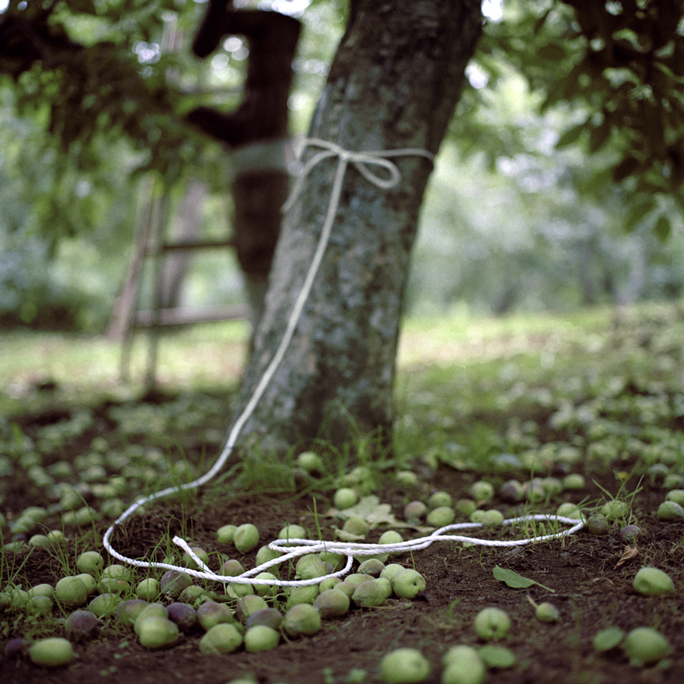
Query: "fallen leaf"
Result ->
[[334, 528, 366, 542], [614, 545, 638, 569], [329, 496, 400, 526], [493, 565, 555, 592]]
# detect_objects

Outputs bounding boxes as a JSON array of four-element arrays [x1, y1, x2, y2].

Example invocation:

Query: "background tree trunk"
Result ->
[[187, 2, 301, 341], [231, 0, 483, 455]]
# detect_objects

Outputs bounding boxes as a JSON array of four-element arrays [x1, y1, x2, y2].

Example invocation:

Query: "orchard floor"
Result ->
[[1, 391, 683, 684]]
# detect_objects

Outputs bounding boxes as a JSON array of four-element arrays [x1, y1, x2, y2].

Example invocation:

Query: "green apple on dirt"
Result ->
[[442, 645, 486, 684], [137, 616, 179, 650], [199, 623, 243, 654], [632, 567, 674, 596], [283, 603, 321, 637], [473, 607, 511, 640], [233, 523, 260, 553], [314, 588, 350, 618], [380, 648, 430, 684], [244, 624, 280, 652], [623, 627, 670, 665], [334, 487, 359, 510], [391, 568, 426, 599], [55, 576, 88, 608], [29, 637, 73, 668]]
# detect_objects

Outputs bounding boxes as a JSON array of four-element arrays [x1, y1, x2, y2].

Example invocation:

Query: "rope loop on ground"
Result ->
[[105, 514, 584, 589]]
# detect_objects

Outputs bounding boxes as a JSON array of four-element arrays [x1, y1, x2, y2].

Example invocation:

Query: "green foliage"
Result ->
[[0, 88, 139, 329], [2, 0, 684, 330], [463, 0, 684, 233]]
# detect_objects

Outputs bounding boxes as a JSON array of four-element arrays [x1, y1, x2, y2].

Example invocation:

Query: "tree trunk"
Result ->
[[231, 0, 482, 455], [187, 2, 301, 340]]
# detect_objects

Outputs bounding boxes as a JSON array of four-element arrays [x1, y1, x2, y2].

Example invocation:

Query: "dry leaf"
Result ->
[[614, 545, 638, 569]]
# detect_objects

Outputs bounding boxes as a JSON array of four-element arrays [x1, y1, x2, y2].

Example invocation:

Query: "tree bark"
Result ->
[[229, 0, 483, 455]]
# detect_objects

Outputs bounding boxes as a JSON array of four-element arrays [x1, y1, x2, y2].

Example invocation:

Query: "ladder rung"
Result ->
[[162, 239, 236, 252], [134, 305, 249, 328]]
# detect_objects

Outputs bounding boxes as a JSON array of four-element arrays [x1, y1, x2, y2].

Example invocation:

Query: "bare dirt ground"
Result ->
[[1, 390, 684, 684]]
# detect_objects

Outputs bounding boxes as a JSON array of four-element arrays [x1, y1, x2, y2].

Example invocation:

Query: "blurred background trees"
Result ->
[[1, 0, 684, 332]]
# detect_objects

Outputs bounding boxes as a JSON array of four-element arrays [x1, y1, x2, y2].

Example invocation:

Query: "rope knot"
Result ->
[[283, 137, 435, 214]]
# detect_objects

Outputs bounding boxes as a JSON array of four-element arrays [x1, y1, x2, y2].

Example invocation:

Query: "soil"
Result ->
[[1, 394, 683, 684]]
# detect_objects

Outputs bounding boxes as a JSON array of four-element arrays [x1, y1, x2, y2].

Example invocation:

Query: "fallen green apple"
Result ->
[[600, 500, 629, 521], [197, 600, 235, 631], [283, 603, 321, 637], [480, 509, 504, 527], [469, 481, 494, 502], [314, 588, 350, 618], [76, 551, 104, 576], [253, 571, 279, 596], [286, 584, 320, 609], [134, 578, 159, 602], [278, 523, 307, 541], [358, 558, 385, 577], [117, 599, 149, 627], [29, 637, 73, 668], [473, 607, 511, 641], [244, 625, 280, 652], [137, 616, 180, 650], [428, 491, 453, 509], [380, 648, 430, 684], [499, 480, 524, 503], [352, 579, 389, 607], [632, 567, 675, 596], [380, 564, 407, 581], [134, 603, 168, 634], [343, 516, 370, 536], [391, 569, 426, 599], [199, 623, 243, 654], [26, 595, 52, 617], [442, 645, 486, 684], [535, 602, 560, 623], [585, 514, 610, 536], [245, 607, 283, 630], [221, 559, 245, 577], [404, 501, 428, 521], [297, 451, 324, 473], [657, 500, 684, 520], [623, 627, 670, 665], [181, 546, 208, 570], [55, 576, 88, 608], [75, 573, 97, 595], [665, 489, 684, 505], [160, 570, 193, 598], [379, 530, 403, 547], [217, 524, 237, 544], [427, 506, 455, 527], [395, 470, 419, 487], [334, 488, 359, 510], [233, 523, 260, 553], [562, 473, 585, 490], [477, 644, 516, 669]]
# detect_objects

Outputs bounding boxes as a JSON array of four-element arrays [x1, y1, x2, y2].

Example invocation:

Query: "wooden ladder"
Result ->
[[108, 176, 248, 390]]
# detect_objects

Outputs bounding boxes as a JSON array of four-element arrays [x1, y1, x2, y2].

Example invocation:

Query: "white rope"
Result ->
[[106, 515, 585, 588], [102, 138, 584, 587]]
